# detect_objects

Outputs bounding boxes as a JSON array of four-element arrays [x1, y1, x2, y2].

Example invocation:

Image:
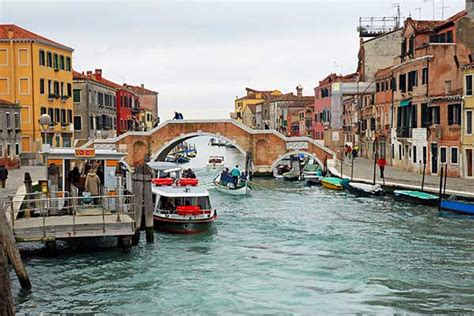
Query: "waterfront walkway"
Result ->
[[331, 158, 474, 198], [0, 166, 46, 203]]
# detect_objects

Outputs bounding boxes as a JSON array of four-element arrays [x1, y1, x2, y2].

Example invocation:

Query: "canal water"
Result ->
[[12, 137, 474, 314]]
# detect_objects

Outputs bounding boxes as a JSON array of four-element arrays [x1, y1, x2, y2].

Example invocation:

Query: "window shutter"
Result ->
[[448, 105, 453, 125]]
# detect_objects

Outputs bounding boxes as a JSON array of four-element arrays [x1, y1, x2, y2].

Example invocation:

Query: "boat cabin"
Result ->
[[153, 186, 212, 215], [208, 156, 224, 164], [147, 161, 183, 179]]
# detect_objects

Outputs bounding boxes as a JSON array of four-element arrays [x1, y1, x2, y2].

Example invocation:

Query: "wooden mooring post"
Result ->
[[0, 234, 15, 316], [0, 208, 32, 291], [132, 164, 154, 245]]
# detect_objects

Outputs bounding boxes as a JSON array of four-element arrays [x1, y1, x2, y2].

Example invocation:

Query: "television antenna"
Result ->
[[414, 7, 422, 19], [423, 0, 435, 20], [438, 0, 448, 20]]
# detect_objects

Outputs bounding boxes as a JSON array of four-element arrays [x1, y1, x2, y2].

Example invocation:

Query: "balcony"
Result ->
[[396, 127, 412, 138]]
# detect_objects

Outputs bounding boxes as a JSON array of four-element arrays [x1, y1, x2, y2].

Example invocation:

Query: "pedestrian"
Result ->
[[85, 168, 101, 205], [231, 165, 241, 187], [173, 112, 180, 120], [0, 165, 8, 188], [178, 113, 184, 119], [354, 144, 359, 158], [377, 157, 387, 178], [346, 144, 352, 159]]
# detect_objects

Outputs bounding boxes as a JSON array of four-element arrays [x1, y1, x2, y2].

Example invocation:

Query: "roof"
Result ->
[[0, 24, 73, 52], [123, 84, 158, 95], [406, 10, 467, 34], [73, 70, 118, 90], [152, 185, 210, 198], [271, 93, 313, 103], [236, 88, 282, 101], [0, 99, 16, 105], [147, 162, 180, 171], [462, 62, 474, 70]]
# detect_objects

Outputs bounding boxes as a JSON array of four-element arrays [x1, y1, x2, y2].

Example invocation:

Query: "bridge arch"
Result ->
[[151, 132, 248, 161], [271, 151, 324, 172]]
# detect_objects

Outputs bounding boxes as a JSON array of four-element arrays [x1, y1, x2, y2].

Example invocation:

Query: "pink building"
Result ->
[[312, 74, 339, 140]]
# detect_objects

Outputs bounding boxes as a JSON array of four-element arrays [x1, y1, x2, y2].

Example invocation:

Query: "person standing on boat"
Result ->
[[231, 165, 241, 187], [85, 168, 101, 205], [377, 157, 386, 178], [0, 165, 8, 188]]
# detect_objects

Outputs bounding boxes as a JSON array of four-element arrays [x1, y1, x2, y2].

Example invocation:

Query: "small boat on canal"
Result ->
[[207, 156, 225, 169], [282, 171, 300, 181], [348, 182, 385, 196], [213, 173, 249, 196], [321, 177, 347, 190], [393, 190, 438, 206]]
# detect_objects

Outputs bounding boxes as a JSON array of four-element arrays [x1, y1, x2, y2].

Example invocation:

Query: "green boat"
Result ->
[[393, 190, 438, 206], [321, 177, 349, 190]]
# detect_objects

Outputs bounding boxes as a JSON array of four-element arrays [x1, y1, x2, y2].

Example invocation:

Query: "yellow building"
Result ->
[[0, 24, 74, 162], [462, 63, 474, 178], [233, 88, 282, 124]]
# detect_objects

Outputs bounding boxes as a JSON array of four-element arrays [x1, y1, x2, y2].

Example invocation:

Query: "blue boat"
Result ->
[[440, 200, 474, 216]]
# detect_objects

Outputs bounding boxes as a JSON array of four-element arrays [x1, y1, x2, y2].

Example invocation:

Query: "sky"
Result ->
[[0, 0, 466, 120]]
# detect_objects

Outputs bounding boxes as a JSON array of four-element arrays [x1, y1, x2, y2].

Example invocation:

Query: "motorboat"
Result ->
[[306, 178, 321, 186], [213, 173, 249, 196], [348, 182, 385, 196], [152, 183, 217, 234], [302, 163, 323, 180], [393, 190, 438, 206], [207, 156, 225, 169], [321, 177, 348, 190]]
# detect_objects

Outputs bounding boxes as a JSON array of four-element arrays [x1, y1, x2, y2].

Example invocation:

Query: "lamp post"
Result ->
[[39, 114, 51, 147]]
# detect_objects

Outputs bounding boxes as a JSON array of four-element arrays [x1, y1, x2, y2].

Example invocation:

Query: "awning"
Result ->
[[399, 99, 411, 107]]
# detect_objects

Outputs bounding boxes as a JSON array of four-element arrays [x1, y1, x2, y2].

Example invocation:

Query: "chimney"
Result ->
[[86, 70, 92, 76], [141, 84, 145, 88], [94, 69, 102, 80], [468, 0, 474, 18], [296, 85, 303, 97]]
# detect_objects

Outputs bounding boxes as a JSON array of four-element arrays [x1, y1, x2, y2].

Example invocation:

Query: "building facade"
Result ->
[[0, 24, 74, 163], [233, 88, 282, 124], [0, 99, 21, 160], [73, 70, 117, 144], [462, 63, 474, 178], [124, 84, 159, 131]]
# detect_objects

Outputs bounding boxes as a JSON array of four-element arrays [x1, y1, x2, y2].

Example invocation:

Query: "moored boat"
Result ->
[[321, 177, 347, 190], [393, 190, 438, 206], [348, 182, 385, 196], [439, 200, 474, 216], [306, 178, 322, 186], [282, 171, 300, 181], [302, 163, 323, 180]]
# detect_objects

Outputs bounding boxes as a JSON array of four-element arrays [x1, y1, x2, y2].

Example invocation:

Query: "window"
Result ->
[[73, 89, 81, 102], [67, 110, 72, 124], [90, 116, 95, 130], [448, 104, 461, 125], [19, 78, 29, 95], [55, 108, 60, 123], [451, 147, 459, 164], [445, 80, 452, 94], [48, 80, 52, 95], [61, 109, 66, 124], [40, 107, 46, 115], [53, 53, 59, 69], [398, 144, 402, 160], [408, 36, 415, 56], [53, 81, 59, 96], [466, 75, 473, 96], [446, 31, 453, 43], [39, 50, 45, 66], [48, 108, 54, 124], [18, 49, 28, 65], [40, 79, 45, 94], [98, 92, 104, 105], [440, 147, 447, 163], [467, 111, 473, 135], [59, 55, 65, 70], [73, 116, 82, 130], [66, 57, 71, 71], [432, 106, 440, 125], [6, 144, 10, 156], [399, 73, 407, 93], [413, 145, 417, 163], [47, 51, 52, 67], [15, 143, 20, 156], [408, 71, 417, 91], [421, 103, 431, 127], [422, 68, 428, 85], [60, 82, 64, 97], [67, 83, 72, 97], [423, 146, 427, 164], [6, 112, 10, 128], [0, 78, 7, 94], [63, 134, 71, 147], [14, 113, 19, 128]]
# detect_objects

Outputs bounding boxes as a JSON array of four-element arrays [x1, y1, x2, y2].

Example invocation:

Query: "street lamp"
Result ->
[[39, 114, 51, 147]]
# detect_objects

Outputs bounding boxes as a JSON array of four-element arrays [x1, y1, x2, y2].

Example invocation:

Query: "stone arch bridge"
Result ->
[[88, 120, 336, 175]]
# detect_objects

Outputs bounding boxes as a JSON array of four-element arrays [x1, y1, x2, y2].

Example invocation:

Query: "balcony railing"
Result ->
[[396, 127, 412, 138]]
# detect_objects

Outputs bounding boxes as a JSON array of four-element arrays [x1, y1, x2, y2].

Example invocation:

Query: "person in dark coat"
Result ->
[[0, 165, 8, 188]]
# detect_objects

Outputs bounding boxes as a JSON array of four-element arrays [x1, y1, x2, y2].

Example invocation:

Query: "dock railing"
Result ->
[[4, 192, 136, 240]]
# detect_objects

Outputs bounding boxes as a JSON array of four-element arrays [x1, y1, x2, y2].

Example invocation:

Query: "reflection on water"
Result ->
[[12, 136, 474, 314]]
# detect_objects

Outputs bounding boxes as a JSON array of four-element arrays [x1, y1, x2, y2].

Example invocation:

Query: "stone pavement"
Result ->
[[0, 166, 46, 204], [330, 158, 474, 198]]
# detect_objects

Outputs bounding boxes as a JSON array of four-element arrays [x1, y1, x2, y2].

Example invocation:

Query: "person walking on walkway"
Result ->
[[0, 165, 8, 188], [231, 165, 241, 187], [377, 157, 387, 178]]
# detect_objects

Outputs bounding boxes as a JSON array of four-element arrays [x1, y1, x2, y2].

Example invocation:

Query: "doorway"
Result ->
[[431, 143, 438, 175], [466, 149, 473, 178]]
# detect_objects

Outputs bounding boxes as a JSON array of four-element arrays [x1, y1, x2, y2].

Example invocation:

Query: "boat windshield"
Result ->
[[158, 196, 211, 211]]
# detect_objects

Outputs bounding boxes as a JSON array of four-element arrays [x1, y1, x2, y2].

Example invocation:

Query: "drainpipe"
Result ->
[[30, 42, 37, 149], [86, 83, 90, 139]]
